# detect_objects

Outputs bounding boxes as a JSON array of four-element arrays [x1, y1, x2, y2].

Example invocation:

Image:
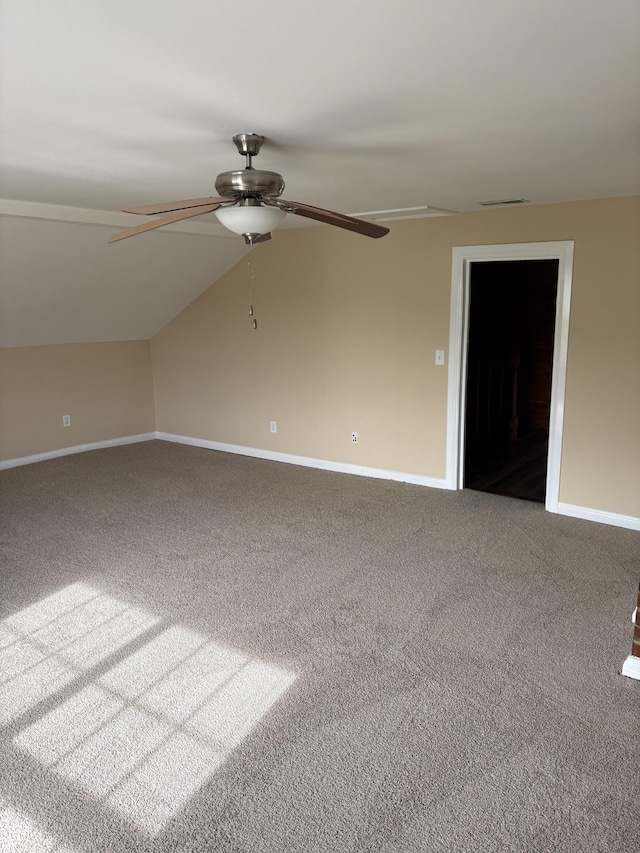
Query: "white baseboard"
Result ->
[[155, 431, 450, 490], [3, 433, 638, 532], [621, 655, 640, 680], [0, 433, 156, 470], [554, 501, 640, 531]]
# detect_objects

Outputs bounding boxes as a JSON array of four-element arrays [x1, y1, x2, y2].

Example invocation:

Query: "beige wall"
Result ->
[[0, 341, 155, 461], [151, 196, 640, 519]]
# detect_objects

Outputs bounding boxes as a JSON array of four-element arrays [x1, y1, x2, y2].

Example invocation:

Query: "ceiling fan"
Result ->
[[109, 133, 390, 245]]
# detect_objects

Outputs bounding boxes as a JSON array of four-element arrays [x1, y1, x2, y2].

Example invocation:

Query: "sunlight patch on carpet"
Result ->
[[0, 582, 159, 724], [8, 585, 296, 836], [0, 801, 79, 853]]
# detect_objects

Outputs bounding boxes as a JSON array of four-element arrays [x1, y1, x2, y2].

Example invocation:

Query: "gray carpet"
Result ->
[[0, 440, 638, 852]]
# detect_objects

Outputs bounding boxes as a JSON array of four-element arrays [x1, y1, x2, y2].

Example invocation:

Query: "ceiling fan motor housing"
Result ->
[[215, 169, 285, 199]]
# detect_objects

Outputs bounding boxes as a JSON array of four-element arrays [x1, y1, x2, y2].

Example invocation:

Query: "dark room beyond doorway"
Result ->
[[464, 259, 559, 502]]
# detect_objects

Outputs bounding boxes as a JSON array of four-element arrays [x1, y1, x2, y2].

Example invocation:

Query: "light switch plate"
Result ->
[[435, 350, 445, 366]]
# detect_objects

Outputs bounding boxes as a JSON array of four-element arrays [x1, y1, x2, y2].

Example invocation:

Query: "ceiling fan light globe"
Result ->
[[215, 204, 286, 237]]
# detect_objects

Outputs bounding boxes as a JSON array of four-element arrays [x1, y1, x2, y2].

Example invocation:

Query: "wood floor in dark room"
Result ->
[[465, 432, 549, 503]]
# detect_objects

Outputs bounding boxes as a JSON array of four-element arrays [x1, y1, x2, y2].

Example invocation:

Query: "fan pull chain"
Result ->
[[246, 243, 257, 330]]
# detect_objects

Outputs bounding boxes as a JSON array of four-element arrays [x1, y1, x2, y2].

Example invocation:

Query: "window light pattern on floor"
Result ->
[[4, 584, 296, 837], [0, 582, 159, 725], [0, 801, 79, 853]]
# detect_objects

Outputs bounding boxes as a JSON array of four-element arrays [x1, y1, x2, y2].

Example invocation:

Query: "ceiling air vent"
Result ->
[[476, 198, 530, 207]]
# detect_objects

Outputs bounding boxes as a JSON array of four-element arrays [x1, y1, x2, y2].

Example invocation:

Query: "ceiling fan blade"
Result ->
[[244, 232, 272, 245], [270, 198, 389, 238], [122, 197, 228, 215], [108, 203, 222, 244]]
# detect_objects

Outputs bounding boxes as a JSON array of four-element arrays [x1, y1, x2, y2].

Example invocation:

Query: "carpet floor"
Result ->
[[0, 440, 638, 852]]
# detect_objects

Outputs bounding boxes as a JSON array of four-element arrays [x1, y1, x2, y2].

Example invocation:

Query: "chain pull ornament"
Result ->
[[246, 241, 257, 330]]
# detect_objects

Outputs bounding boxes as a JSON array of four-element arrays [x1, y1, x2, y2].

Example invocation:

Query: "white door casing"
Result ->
[[446, 241, 574, 513]]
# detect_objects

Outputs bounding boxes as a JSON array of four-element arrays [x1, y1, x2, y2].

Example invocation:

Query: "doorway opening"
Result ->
[[446, 241, 574, 514], [463, 260, 558, 502]]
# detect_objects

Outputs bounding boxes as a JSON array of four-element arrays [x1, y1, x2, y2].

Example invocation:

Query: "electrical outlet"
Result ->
[[62, 414, 71, 427], [351, 432, 358, 444], [270, 421, 277, 434]]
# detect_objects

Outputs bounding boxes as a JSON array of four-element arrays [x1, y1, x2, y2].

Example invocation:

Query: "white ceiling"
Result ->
[[1, 0, 639, 347]]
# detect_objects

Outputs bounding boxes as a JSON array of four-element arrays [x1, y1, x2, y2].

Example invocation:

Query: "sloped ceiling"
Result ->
[[1, 0, 639, 347]]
